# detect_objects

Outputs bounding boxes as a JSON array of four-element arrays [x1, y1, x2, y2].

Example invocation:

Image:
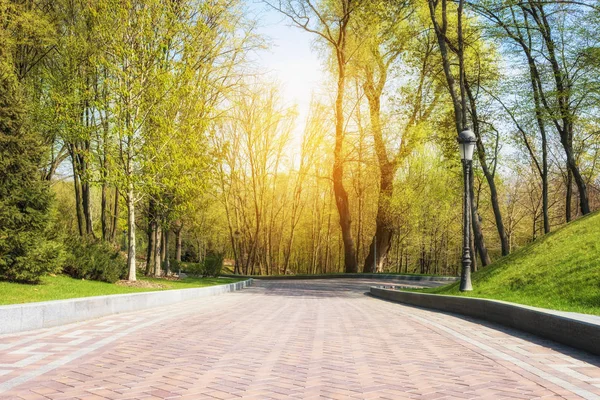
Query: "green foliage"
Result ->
[[0, 60, 61, 283], [426, 211, 600, 315], [181, 262, 204, 276], [62, 238, 127, 283], [202, 253, 224, 277], [180, 253, 224, 277]]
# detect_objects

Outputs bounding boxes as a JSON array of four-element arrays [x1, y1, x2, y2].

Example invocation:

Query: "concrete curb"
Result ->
[[0, 279, 253, 335], [370, 287, 600, 356], [220, 273, 459, 282]]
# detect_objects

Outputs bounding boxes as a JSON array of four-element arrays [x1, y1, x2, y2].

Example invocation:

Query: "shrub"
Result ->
[[181, 262, 203, 275], [179, 254, 223, 278], [0, 74, 62, 283], [202, 253, 224, 277], [63, 238, 127, 283]]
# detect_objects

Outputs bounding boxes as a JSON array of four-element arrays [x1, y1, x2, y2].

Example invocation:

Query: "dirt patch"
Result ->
[[115, 280, 166, 289]]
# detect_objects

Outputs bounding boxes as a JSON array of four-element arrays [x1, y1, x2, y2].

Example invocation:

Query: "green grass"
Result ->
[[0, 275, 243, 305], [417, 211, 600, 315]]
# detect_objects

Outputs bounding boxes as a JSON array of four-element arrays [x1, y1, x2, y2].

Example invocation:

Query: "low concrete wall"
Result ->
[[370, 287, 600, 356], [0, 279, 253, 335], [221, 273, 459, 282]]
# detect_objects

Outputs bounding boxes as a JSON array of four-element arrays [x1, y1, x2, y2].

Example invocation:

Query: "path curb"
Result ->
[[0, 279, 253, 335], [220, 273, 459, 282], [370, 287, 600, 356]]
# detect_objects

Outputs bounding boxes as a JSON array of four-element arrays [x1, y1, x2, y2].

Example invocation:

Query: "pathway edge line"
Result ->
[[0, 279, 253, 335], [369, 286, 600, 356]]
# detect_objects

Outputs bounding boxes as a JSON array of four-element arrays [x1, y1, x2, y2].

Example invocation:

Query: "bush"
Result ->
[[179, 253, 223, 277], [63, 238, 127, 283], [0, 73, 62, 283], [181, 262, 203, 275], [0, 232, 63, 283], [202, 253, 224, 277]]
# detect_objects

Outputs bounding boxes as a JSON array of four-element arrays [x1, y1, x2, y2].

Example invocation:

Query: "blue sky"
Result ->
[[248, 1, 328, 146]]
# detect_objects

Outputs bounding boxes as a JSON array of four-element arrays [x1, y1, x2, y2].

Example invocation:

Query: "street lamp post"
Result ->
[[458, 128, 477, 292]]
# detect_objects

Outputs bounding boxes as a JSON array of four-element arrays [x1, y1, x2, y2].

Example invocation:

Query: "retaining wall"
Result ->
[[370, 287, 600, 356], [0, 279, 253, 335]]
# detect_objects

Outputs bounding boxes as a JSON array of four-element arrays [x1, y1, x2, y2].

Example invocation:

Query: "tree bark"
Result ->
[[126, 185, 136, 281], [101, 182, 108, 241], [470, 170, 491, 267], [70, 145, 85, 237], [364, 164, 394, 272], [80, 146, 93, 237], [566, 168, 573, 222], [145, 199, 155, 275], [154, 224, 162, 277], [175, 226, 182, 263], [163, 228, 170, 275], [333, 47, 357, 273], [110, 187, 119, 242]]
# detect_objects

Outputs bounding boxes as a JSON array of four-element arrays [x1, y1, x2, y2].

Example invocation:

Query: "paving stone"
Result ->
[[0, 279, 599, 399]]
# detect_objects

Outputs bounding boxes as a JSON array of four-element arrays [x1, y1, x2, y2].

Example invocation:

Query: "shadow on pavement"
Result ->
[[367, 292, 600, 367], [248, 278, 443, 299]]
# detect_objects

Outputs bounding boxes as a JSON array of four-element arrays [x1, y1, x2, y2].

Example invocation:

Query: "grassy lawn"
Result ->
[[415, 211, 600, 316], [0, 275, 243, 305]]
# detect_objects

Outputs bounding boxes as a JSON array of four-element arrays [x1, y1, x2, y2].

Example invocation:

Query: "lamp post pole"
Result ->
[[460, 158, 473, 291], [458, 128, 476, 292]]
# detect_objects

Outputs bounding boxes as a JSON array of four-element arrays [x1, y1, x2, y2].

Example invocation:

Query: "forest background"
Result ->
[[1, 0, 599, 284]]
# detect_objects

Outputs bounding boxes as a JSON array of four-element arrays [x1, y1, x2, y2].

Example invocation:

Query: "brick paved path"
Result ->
[[1, 279, 600, 400]]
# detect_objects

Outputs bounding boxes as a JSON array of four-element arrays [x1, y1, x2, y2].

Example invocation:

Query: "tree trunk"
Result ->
[[145, 199, 155, 275], [154, 224, 162, 277], [163, 228, 170, 275], [82, 180, 93, 236], [565, 167, 573, 222], [470, 170, 491, 268], [332, 5, 357, 274], [565, 142, 590, 217], [126, 186, 136, 281], [101, 182, 108, 241], [80, 152, 93, 237], [333, 76, 357, 272], [364, 163, 394, 273], [110, 187, 119, 242], [70, 148, 84, 237], [175, 227, 182, 263], [479, 158, 509, 255]]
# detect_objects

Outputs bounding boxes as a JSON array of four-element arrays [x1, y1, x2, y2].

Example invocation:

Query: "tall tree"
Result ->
[[0, 0, 61, 283], [428, 0, 509, 257], [265, 0, 360, 272]]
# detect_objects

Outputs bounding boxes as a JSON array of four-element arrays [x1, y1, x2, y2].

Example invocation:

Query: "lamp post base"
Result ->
[[460, 260, 473, 291]]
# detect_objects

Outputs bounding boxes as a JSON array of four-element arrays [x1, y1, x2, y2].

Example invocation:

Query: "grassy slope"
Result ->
[[424, 211, 600, 315], [0, 275, 243, 305]]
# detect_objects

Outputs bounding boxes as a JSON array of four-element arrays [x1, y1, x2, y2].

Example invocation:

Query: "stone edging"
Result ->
[[0, 279, 253, 335], [220, 273, 458, 282], [369, 287, 600, 356]]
